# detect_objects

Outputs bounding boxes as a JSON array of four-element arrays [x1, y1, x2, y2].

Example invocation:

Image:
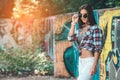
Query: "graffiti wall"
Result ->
[[99, 9, 120, 80], [44, 8, 120, 80], [0, 18, 46, 49]]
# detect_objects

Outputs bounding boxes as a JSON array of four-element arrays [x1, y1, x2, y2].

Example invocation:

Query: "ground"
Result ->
[[0, 75, 76, 80]]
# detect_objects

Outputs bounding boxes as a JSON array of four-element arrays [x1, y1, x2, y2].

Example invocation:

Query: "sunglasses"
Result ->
[[79, 13, 88, 18]]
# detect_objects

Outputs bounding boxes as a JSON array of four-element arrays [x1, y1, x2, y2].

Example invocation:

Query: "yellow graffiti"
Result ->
[[99, 9, 120, 80], [112, 56, 118, 64]]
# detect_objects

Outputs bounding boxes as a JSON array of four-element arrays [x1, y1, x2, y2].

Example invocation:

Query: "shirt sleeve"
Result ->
[[68, 34, 78, 41], [93, 27, 103, 54]]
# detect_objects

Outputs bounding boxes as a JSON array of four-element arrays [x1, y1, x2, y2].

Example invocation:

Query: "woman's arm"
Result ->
[[68, 14, 79, 41], [68, 23, 75, 36], [90, 52, 100, 75], [90, 26, 103, 75]]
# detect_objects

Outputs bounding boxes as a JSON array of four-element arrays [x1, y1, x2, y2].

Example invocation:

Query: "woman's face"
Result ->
[[79, 9, 89, 24]]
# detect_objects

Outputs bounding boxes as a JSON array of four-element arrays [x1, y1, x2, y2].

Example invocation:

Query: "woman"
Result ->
[[68, 4, 103, 80]]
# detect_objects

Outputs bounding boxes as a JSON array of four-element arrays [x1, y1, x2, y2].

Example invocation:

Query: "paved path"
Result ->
[[0, 75, 76, 80]]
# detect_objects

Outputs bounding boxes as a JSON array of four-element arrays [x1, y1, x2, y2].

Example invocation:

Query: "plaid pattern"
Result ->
[[68, 25, 103, 54]]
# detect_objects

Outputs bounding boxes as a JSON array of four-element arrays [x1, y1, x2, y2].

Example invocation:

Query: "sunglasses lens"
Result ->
[[79, 14, 88, 18], [83, 14, 88, 18], [79, 14, 82, 18]]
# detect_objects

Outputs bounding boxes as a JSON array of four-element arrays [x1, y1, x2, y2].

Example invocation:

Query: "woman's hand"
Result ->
[[71, 14, 79, 25], [68, 14, 79, 39], [90, 64, 97, 76]]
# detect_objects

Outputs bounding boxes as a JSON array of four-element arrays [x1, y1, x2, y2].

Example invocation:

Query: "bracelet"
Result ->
[[71, 22, 76, 26]]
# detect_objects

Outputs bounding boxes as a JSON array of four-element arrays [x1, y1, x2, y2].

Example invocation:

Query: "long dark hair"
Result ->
[[78, 4, 96, 29]]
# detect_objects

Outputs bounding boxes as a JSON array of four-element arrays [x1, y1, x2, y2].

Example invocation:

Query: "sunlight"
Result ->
[[12, 0, 39, 19]]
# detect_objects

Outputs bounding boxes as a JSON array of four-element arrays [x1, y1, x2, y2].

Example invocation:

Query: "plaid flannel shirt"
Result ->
[[68, 25, 103, 54]]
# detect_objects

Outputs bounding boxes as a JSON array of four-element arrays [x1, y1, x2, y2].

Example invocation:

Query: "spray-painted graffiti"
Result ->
[[44, 8, 120, 79], [99, 10, 120, 80], [0, 19, 18, 49]]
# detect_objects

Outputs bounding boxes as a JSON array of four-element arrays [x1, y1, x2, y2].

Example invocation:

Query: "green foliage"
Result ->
[[106, 0, 120, 8], [38, 0, 119, 17], [32, 49, 54, 75], [0, 49, 32, 75], [0, 48, 54, 76]]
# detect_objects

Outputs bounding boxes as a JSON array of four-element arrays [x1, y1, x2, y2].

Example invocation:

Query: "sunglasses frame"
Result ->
[[79, 13, 88, 18]]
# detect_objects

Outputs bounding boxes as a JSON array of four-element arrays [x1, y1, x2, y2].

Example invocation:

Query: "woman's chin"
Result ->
[[83, 21, 87, 23]]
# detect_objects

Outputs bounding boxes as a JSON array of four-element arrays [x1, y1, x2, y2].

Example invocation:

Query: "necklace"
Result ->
[[81, 25, 89, 34]]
